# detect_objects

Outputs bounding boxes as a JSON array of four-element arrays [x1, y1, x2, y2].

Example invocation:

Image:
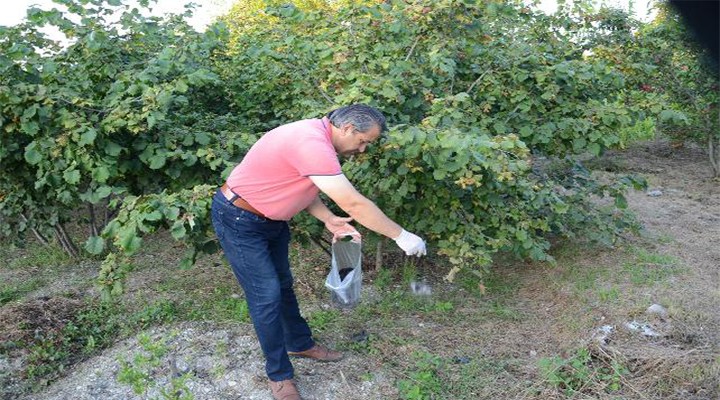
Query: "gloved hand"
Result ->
[[394, 229, 426, 256]]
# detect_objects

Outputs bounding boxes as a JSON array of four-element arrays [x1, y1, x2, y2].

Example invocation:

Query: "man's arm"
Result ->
[[309, 174, 403, 239], [305, 195, 360, 240], [305, 195, 335, 223]]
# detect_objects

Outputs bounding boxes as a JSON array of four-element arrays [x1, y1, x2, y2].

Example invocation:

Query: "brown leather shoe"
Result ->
[[287, 344, 343, 362], [269, 379, 302, 400]]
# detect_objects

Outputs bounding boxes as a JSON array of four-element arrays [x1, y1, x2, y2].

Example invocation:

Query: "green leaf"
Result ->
[[104, 141, 123, 156], [588, 142, 601, 156], [144, 210, 163, 221], [21, 121, 40, 135], [102, 220, 119, 237], [164, 206, 181, 220], [493, 122, 507, 134], [120, 232, 142, 254], [176, 79, 189, 93], [149, 154, 167, 169], [96, 185, 113, 199], [179, 257, 194, 269], [64, 169, 81, 184], [92, 166, 110, 182], [195, 132, 211, 145], [572, 138, 587, 152], [111, 280, 123, 296], [79, 128, 97, 146], [614, 194, 628, 209], [24, 144, 42, 165], [170, 223, 186, 240], [85, 236, 105, 255]]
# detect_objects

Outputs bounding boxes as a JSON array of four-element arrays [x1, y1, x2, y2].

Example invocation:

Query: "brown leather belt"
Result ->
[[220, 183, 269, 219]]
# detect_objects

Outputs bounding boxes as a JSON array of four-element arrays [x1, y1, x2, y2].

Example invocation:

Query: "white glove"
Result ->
[[394, 229, 427, 257]]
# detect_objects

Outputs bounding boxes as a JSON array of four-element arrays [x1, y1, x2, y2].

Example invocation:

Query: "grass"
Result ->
[[0, 277, 46, 305], [3, 242, 71, 270], [622, 246, 682, 285]]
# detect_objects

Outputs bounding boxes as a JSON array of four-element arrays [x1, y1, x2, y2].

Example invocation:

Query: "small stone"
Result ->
[[624, 321, 660, 337], [594, 325, 614, 344], [351, 330, 368, 343], [530, 350, 537, 357], [646, 304, 669, 320], [452, 356, 471, 364], [647, 189, 663, 197], [195, 356, 215, 373], [175, 358, 190, 373], [409, 281, 432, 296], [228, 381, 237, 387]]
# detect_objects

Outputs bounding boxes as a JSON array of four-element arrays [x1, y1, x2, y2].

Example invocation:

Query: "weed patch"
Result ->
[[117, 332, 193, 400], [397, 351, 443, 400], [25, 301, 122, 383], [307, 309, 340, 332], [539, 347, 628, 395]]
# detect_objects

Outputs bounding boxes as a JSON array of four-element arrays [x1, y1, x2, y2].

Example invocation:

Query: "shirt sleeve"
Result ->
[[289, 133, 342, 176]]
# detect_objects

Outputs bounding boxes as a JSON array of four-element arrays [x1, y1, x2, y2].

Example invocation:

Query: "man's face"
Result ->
[[335, 124, 382, 156]]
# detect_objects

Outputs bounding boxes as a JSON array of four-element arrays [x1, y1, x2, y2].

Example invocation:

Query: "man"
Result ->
[[210, 104, 426, 400]]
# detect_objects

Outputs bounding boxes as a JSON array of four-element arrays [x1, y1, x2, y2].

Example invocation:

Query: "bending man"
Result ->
[[210, 104, 426, 400]]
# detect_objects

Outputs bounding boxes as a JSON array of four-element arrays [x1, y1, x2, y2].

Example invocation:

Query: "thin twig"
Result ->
[[313, 78, 335, 105], [339, 370, 350, 388], [405, 36, 421, 62], [20, 212, 49, 245], [310, 236, 330, 256], [467, 69, 491, 93], [503, 103, 522, 125]]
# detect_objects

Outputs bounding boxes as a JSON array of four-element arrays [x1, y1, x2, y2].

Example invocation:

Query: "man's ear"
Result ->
[[342, 124, 355, 136]]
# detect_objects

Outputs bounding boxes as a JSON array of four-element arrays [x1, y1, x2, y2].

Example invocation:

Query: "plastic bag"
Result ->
[[325, 235, 362, 308]]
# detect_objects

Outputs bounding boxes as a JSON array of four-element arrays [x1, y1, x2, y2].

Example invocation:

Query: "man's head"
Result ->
[[327, 104, 387, 156]]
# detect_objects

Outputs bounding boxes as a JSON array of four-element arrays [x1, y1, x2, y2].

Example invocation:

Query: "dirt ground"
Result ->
[[2, 138, 718, 400]]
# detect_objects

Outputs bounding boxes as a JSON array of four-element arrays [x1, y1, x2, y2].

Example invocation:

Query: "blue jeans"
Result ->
[[210, 189, 314, 381]]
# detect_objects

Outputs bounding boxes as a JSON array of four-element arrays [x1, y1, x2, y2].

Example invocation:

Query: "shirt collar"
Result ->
[[321, 116, 333, 141]]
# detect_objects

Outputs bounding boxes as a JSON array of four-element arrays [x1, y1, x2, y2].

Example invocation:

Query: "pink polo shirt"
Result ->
[[225, 117, 341, 221]]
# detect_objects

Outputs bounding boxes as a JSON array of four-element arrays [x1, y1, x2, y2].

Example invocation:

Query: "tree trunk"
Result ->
[[374, 238, 384, 271], [709, 134, 720, 178], [20, 212, 50, 246], [103, 199, 110, 228], [88, 203, 99, 237], [54, 223, 79, 258]]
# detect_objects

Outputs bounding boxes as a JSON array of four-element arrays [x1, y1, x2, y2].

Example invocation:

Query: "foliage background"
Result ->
[[0, 0, 717, 297]]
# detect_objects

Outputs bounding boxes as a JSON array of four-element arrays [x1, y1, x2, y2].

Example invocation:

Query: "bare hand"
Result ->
[[324, 216, 361, 242]]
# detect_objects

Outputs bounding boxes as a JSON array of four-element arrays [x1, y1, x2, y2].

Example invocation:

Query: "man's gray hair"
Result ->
[[327, 104, 387, 134]]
